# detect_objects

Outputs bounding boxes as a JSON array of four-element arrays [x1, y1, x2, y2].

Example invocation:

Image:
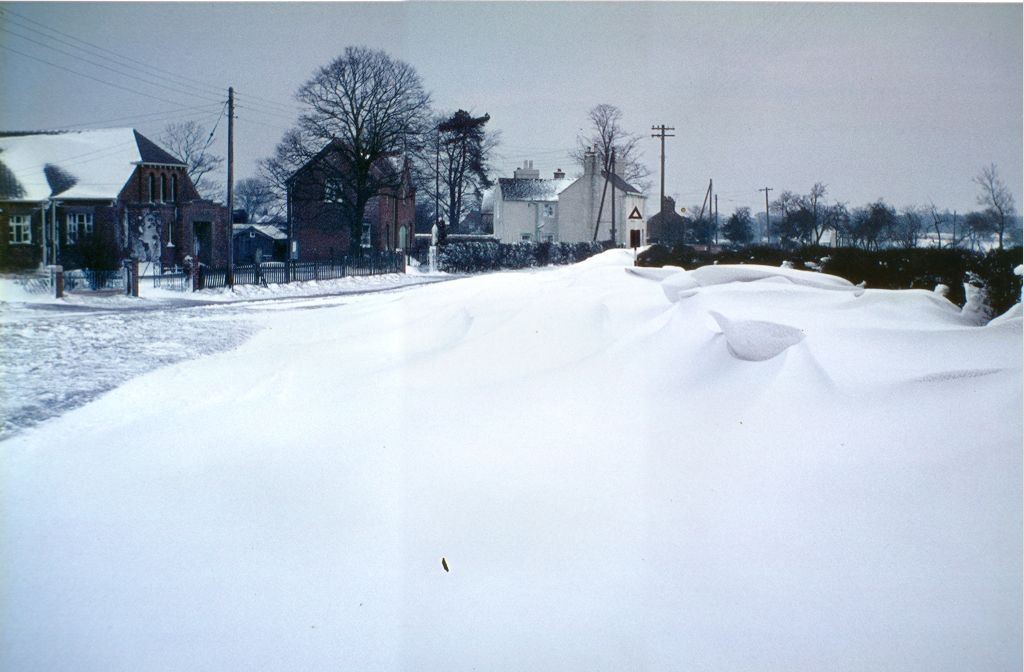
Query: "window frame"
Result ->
[[8, 214, 31, 245], [324, 178, 344, 203], [66, 211, 94, 245]]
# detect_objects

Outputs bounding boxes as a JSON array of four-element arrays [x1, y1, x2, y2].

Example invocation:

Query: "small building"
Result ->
[[286, 140, 416, 260], [646, 196, 690, 246], [233, 223, 287, 263], [0, 128, 229, 272]]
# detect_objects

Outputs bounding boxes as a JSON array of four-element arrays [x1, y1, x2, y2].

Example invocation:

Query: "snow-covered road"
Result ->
[[0, 273, 449, 438]]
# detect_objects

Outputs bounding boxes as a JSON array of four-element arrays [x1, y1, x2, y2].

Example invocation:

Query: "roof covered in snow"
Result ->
[[233, 223, 287, 240], [601, 170, 641, 195], [0, 128, 185, 203], [497, 177, 575, 203]]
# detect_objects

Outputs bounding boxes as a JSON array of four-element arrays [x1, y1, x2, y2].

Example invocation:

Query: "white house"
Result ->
[[492, 161, 574, 242], [491, 150, 647, 245]]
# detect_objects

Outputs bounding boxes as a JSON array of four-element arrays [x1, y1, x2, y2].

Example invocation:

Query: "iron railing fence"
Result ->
[[64, 269, 126, 292], [196, 251, 404, 290]]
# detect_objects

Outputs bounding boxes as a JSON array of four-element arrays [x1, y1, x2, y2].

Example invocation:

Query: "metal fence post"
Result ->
[[130, 259, 140, 297]]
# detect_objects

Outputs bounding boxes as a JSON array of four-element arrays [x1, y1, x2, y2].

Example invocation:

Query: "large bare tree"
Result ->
[[234, 176, 279, 221], [973, 163, 1016, 249], [570, 104, 650, 189], [263, 46, 431, 254], [160, 121, 224, 200]]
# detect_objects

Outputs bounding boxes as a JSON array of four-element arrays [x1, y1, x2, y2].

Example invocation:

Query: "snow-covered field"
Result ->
[[2, 251, 1020, 670]]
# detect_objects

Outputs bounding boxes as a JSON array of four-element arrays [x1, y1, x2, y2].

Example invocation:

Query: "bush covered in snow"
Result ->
[[638, 244, 1024, 315], [437, 240, 603, 273]]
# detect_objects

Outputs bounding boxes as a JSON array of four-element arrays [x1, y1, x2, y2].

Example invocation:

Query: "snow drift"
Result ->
[[2, 250, 1020, 671]]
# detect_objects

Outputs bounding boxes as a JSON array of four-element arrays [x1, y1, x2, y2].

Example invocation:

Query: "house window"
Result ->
[[171, 174, 178, 203], [8, 214, 31, 245], [543, 204, 554, 217], [521, 232, 533, 241], [361, 220, 371, 248], [160, 174, 168, 203], [148, 174, 155, 202], [66, 212, 93, 244], [324, 178, 343, 203]]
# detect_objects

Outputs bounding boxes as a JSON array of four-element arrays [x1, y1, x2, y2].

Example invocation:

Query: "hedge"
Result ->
[[436, 240, 604, 274], [637, 244, 1023, 316]]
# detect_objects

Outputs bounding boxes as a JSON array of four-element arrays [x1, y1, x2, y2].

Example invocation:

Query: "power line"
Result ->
[[64, 103, 225, 129], [0, 7, 306, 131], [0, 25, 225, 105], [232, 89, 303, 115], [0, 43, 211, 110], [0, 6, 228, 99]]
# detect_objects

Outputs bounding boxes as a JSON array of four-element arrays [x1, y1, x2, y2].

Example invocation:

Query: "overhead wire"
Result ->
[[0, 6, 301, 126], [0, 43, 217, 110], [0, 25, 225, 105], [0, 6, 227, 99]]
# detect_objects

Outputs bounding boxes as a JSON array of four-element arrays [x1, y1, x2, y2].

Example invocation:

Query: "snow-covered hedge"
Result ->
[[638, 244, 1024, 316], [437, 241, 603, 273]]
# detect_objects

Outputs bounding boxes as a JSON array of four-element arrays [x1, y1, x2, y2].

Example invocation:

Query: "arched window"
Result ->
[[160, 174, 167, 203], [147, 173, 155, 202]]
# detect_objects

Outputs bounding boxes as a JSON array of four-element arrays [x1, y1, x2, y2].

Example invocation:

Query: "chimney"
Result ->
[[583, 147, 597, 176], [553, 168, 565, 179], [513, 160, 540, 180]]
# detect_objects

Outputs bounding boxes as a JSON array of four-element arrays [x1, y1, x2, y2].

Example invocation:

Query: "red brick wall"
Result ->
[[119, 165, 198, 205]]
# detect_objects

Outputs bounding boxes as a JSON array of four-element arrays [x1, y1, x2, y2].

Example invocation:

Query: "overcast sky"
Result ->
[[1, 1, 1020, 216]]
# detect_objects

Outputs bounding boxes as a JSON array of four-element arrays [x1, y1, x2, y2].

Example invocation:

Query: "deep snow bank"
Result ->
[[2, 250, 1020, 671]]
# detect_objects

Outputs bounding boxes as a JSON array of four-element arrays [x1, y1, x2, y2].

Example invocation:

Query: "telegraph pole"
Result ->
[[226, 86, 234, 288], [651, 124, 675, 212], [610, 148, 617, 245], [759, 186, 773, 244]]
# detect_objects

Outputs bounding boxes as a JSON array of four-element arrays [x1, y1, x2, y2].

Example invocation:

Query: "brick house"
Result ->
[[0, 128, 230, 272], [286, 140, 416, 260]]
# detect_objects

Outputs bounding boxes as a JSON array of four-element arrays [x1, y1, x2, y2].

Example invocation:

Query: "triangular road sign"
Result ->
[[628, 206, 643, 220]]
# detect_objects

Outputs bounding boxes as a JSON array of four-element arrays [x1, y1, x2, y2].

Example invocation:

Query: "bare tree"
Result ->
[[973, 163, 1016, 249], [820, 201, 850, 246], [160, 121, 224, 200], [570, 104, 650, 189], [265, 46, 431, 254], [927, 203, 944, 249], [807, 182, 828, 243], [964, 210, 995, 251], [234, 177, 279, 221], [895, 206, 923, 248]]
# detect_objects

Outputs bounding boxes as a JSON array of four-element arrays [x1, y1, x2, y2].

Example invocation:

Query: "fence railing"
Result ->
[[148, 272, 190, 291], [196, 251, 405, 290], [64, 269, 126, 292]]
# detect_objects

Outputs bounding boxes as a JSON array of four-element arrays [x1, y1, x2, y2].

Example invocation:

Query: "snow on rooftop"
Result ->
[[233, 223, 287, 240], [0, 128, 153, 202], [498, 176, 577, 202]]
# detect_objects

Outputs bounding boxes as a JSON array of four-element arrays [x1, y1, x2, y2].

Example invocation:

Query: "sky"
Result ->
[[1, 1, 1021, 217]]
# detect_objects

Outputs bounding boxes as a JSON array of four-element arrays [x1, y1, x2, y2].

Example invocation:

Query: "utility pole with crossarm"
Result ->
[[651, 124, 675, 213]]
